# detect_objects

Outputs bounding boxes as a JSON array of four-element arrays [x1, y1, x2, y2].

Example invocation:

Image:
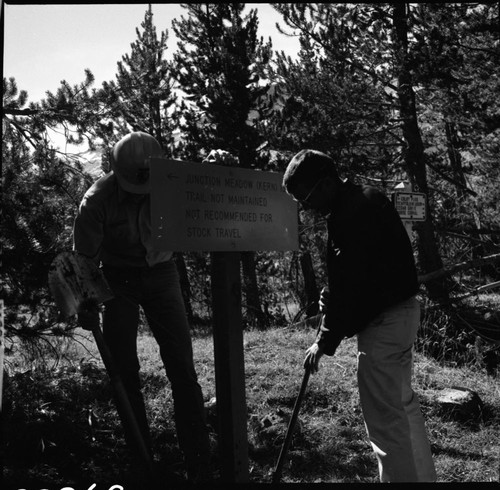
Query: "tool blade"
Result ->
[[48, 251, 113, 318]]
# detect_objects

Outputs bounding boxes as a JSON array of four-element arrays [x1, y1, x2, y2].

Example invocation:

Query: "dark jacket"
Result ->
[[318, 181, 419, 355]]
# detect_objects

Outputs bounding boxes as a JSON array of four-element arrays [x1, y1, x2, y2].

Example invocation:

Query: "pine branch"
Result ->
[[425, 159, 477, 197], [442, 228, 500, 236], [7, 119, 40, 148], [451, 281, 500, 302], [418, 253, 500, 284], [3, 108, 40, 116], [274, 4, 399, 92]]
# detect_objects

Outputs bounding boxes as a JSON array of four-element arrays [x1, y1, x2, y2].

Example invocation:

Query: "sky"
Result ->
[[3, 3, 301, 104]]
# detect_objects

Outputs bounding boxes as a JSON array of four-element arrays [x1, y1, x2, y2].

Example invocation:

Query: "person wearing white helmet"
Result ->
[[73, 131, 211, 484]]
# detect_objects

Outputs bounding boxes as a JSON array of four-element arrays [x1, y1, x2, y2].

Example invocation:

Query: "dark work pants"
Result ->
[[102, 260, 209, 472]]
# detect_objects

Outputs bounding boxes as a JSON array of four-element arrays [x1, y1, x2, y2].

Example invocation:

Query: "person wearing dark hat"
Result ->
[[73, 131, 211, 483], [283, 149, 436, 483]]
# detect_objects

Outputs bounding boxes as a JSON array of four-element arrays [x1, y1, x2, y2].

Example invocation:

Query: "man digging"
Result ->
[[73, 131, 211, 484], [283, 149, 436, 483]]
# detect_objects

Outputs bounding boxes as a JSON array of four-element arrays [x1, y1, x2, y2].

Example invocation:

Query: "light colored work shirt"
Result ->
[[73, 172, 172, 267]]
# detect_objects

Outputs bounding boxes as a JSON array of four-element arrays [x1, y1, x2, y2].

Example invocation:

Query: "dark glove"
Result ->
[[77, 299, 100, 331]]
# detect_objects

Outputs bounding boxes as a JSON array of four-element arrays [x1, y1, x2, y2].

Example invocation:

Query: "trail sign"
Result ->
[[150, 158, 298, 252], [149, 157, 299, 483], [393, 191, 427, 221]]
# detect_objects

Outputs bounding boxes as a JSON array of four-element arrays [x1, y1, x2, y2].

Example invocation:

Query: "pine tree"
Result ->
[[408, 3, 500, 276], [98, 4, 177, 153], [2, 77, 90, 342], [171, 3, 273, 327], [270, 4, 458, 300], [171, 3, 272, 166], [97, 5, 199, 319]]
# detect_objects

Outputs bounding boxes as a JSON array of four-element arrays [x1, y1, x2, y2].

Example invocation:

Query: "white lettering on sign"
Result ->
[[150, 159, 299, 251], [394, 192, 427, 221]]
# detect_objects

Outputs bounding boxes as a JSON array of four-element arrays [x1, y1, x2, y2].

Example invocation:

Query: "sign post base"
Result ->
[[210, 251, 249, 483]]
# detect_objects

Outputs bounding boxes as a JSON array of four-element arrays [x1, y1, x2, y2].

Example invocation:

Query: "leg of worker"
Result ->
[[357, 297, 436, 482], [141, 261, 210, 479], [102, 266, 153, 456]]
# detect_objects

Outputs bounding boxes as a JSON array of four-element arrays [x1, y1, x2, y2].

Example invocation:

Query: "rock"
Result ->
[[435, 387, 484, 423], [253, 409, 303, 447]]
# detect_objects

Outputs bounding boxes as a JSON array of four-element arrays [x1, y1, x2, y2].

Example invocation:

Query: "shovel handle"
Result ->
[[91, 325, 154, 476], [272, 366, 311, 484], [273, 315, 324, 483]]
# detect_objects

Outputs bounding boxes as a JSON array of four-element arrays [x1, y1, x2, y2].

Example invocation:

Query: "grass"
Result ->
[[2, 318, 500, 488]]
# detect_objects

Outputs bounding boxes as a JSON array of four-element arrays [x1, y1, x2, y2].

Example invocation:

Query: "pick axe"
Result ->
[[48, 251, 154, 477]]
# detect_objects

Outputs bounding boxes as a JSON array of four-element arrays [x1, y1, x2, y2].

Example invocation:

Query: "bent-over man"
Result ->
[[73, 131, 210, 483]]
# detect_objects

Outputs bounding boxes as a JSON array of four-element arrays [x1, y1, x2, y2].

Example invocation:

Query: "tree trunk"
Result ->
[[445, 120, 468, 201], [392, 3, 449, 302], [241, 251, 267, 328]]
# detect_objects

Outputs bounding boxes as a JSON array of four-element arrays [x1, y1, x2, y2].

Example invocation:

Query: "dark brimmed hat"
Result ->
[[283, 149, 338, 192]]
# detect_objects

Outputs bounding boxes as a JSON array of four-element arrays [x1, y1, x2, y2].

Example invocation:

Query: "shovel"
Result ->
[[272, 313, 324, 484], [48, 251, 154, 477], [271, 365, 311, 484]]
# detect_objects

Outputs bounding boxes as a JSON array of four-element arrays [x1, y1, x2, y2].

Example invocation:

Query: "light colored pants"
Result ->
[[357, 296, 436, 482]]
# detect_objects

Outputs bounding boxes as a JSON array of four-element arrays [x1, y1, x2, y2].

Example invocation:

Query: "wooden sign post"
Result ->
[[210, 251, 248, 481], [150, 158, 298, 482]]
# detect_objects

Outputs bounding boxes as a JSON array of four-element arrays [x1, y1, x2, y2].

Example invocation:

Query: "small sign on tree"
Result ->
[[393, 191, 427, 221], [393, 182, 427, 241]]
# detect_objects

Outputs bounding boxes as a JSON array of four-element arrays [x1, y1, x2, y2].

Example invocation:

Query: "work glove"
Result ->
[[77, 299, 100, 331], [318, 287, 329, 314]]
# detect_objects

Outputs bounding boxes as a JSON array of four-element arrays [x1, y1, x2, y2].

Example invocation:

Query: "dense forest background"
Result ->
[[3, 3, 500, 369]]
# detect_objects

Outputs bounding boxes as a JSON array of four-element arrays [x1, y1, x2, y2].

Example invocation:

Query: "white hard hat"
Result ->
[[111, 132, 163, 194]]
